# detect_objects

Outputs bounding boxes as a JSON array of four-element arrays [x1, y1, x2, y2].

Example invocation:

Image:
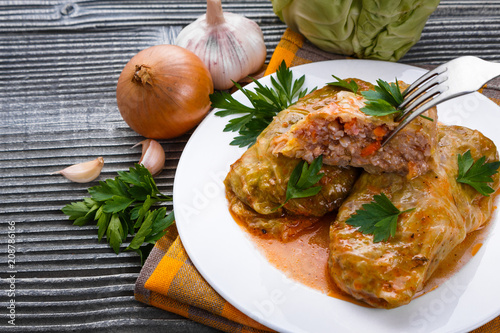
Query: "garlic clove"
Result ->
[[133, 139, 165, 176], [175, 0, 267, 90], [54, 157, 104, 183]]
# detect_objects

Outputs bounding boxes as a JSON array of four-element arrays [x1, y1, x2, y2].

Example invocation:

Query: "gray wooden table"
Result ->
[[1, 1, 500, 332]]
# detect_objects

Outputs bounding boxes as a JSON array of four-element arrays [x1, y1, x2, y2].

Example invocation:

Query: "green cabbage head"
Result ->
[[271, 0, 440, 61]]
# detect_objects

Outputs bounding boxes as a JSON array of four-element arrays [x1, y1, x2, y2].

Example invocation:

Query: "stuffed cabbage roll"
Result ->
[[271, 81, 437, 177], [328, 125, 499, 308], [436, 125, 499, 232], [225, 85, 359, 240]]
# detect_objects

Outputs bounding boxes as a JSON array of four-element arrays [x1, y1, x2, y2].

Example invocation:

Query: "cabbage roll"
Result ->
[[328, 125, 499, 308], [436, 125, 499, 232], [225, 85, 359, 240], [271, 81, 437, 177]]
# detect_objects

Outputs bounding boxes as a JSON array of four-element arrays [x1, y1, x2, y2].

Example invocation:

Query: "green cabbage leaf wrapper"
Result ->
[[271, 0, 440, 61]]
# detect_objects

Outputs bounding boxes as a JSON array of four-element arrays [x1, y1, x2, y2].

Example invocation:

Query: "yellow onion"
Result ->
[[116, 45, 214, 139]]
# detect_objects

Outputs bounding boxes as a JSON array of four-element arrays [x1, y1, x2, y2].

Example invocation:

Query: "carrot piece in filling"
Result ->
[[361, 141, 381, 157], [373, 126, 387, 139]]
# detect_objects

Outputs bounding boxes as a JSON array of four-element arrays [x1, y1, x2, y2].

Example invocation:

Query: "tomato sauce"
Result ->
[[233, 212, 492, 307]]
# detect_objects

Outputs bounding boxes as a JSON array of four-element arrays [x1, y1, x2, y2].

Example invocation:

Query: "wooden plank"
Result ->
[[1, 1, 500, 332], [0, 0, 280, 31]]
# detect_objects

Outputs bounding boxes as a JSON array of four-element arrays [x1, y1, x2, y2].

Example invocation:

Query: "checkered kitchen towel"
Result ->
[[134, 28, 500, 333]]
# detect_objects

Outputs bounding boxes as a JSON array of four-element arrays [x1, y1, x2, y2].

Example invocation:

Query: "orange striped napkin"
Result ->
[[134, 28, 500, 333], [134, 226, 272, 333]]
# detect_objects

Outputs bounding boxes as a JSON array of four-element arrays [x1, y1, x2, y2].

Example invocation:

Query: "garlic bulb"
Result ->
[[133, 139, 165, 176], [175, 0, 267, 90], [54, 157, 104, 183]]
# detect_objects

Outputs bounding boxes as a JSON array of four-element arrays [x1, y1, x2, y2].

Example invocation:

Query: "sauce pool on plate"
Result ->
[[233, 212, 492, 306]]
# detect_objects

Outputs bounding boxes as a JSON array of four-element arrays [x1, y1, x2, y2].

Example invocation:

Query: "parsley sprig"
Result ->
[[360, 79, 404, 116], [212, 61, 315, 148], [275, 155, 325, 210], [456, 150, 500, 196], [328, 75, 359, 94], [62, 164, 174, 263], [346, 193, 415, 242], [328, 76, 433, 121]]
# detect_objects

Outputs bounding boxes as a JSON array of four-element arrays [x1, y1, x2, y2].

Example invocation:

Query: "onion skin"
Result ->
[[116, 45, 214, 139]]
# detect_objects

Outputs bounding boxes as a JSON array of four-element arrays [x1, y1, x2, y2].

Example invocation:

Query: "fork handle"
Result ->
[[463, 56, 500, 91]]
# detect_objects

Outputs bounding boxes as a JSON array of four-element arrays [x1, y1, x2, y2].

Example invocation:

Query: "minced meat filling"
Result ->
[[272, 106, 435, 177]]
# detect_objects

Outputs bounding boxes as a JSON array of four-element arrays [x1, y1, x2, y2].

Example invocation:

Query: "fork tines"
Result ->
[[396, 65, 448, 121]]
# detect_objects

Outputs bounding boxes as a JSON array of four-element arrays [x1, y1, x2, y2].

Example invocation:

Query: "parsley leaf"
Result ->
[[212, 60, 315, 148], [355, 78, 433, 121], [325, 76, 404, 117], [107, 213, 126, 254], [126, 207, 174, 262], [346, 193, 415, 242], [61, 164, 174, 264], [359, 99, 400, 117], [360, 79, 403, 117], [327, 75, 359, 94], [275, 155, 325, 210], [456, 150, 500, 196], [374, 79, 404, 106]]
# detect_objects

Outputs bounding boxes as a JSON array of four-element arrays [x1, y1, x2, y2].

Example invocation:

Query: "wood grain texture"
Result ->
[[1, 0, 500, 332]]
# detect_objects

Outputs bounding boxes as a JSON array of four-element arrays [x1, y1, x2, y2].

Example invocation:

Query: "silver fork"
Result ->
[[381, 56, 500, 146]]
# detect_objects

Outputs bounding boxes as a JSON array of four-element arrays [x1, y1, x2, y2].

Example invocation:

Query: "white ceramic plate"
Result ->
[[173, 60, 500, 333]]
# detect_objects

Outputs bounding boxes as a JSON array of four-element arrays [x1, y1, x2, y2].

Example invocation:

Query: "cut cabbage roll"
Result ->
[[225, 86, 359, 240], [271, 81, 437, 177], [328, 125, 499, 308]]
